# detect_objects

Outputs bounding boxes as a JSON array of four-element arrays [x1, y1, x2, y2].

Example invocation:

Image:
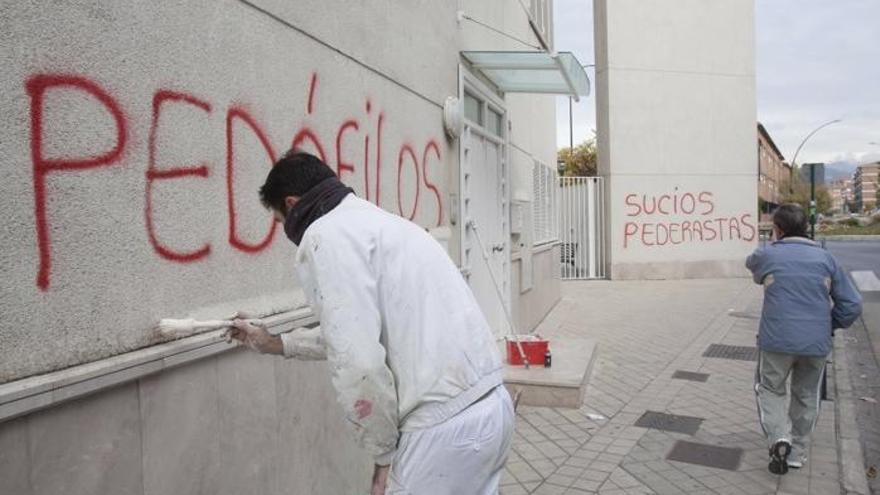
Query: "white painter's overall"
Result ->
[[281, 195, 510, 490], [388, 386, 514, 494]]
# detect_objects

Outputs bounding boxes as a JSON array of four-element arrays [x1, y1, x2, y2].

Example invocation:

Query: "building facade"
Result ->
[[854, 162, 880, 212], [596, 1, 758, 279], [0, 1, 572, 492], [757, 123, 790, 219], [829, 178, 854, 214]]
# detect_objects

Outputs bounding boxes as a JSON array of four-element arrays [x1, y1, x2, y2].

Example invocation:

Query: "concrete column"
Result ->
[[594, 0, 758, 279]]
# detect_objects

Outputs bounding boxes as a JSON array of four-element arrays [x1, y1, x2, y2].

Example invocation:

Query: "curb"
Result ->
[[832, 333, 871, 494], [819, 235, 880, 242]]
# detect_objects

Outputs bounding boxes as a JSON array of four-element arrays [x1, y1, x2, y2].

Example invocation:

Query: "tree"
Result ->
[[778, 174, 832, 214], [558, 139, 597, 177]]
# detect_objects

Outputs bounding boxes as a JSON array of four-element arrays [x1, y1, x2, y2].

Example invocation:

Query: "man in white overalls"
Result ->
[[229, 150, 514, 494]]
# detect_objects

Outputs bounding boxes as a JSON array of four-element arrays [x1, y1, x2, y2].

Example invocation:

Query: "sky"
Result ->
[[553, 0, 880, 175]]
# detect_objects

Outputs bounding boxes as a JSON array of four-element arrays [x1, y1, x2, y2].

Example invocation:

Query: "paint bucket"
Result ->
[[506, 335, 549, 366]]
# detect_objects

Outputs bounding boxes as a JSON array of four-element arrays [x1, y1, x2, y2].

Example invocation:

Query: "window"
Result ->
[[532, 161, 558, 244], [529, 0, 553, 49], [487, 107, 504, 137], [463, 91, 482, 125]]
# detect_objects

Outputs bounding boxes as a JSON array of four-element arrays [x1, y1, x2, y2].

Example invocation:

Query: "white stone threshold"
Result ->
[[0, 308, 317, 422]]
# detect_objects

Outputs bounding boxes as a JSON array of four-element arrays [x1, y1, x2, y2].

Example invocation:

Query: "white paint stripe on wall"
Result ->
[[850, 270, 880, 292]]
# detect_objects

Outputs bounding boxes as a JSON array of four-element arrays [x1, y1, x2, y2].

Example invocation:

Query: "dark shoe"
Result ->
[[768, 439, 791, 475]]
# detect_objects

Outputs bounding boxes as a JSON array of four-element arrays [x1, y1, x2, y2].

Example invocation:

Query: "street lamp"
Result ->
[[789, 119, 842, 239], [568, 64, 595, 151]]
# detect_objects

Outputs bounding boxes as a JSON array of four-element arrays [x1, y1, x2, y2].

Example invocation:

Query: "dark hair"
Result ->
[[259, 150, 336, 211], [772, 203, 808, 238]]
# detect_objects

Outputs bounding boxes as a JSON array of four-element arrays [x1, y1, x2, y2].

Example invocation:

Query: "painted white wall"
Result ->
[[0, 0, 563, 491], [594, 0, 758, 279], [512, 246, 562, 333], [0, 0, 455, 381]]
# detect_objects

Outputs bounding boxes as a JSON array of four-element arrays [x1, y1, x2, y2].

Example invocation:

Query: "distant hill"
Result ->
[[824, 160, 858, 181]]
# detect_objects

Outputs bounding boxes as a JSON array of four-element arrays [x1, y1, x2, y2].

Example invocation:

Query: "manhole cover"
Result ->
[[703, 344, 758, 361], [666, 440, 743, 471], [672, 370, 709, 382], [634, 411, 703, 435]]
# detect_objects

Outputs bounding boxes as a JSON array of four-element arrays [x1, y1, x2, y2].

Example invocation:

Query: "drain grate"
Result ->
[[666, 440, 743, 471], [672, 370, 710, 382], [634, 411, 703, 435], [703, 344, 758, 362]]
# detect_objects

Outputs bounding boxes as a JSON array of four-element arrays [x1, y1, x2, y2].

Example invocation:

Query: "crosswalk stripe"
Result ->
[[850, 270, 880, 292]]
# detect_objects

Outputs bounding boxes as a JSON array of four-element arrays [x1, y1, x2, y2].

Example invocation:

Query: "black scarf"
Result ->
[[283, 177, 354, 245]]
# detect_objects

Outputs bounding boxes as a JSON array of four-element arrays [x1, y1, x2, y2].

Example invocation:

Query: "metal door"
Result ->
[[460, 71, 510, 339]]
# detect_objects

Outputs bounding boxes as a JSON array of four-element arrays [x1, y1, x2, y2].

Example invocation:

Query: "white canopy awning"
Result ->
[[461, 51, 591, 101]]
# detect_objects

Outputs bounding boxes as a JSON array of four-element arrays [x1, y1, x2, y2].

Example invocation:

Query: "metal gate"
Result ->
[[558, 176, 606, 279]]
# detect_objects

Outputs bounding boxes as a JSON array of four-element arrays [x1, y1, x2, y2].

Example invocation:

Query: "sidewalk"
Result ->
[[501, 279, 845, 495]]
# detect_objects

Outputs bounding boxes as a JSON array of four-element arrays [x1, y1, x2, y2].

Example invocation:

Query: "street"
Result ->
[[826, 239, 880, 494]]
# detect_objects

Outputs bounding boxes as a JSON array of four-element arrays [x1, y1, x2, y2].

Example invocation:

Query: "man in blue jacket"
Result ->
[[746, 203, 862, 475]]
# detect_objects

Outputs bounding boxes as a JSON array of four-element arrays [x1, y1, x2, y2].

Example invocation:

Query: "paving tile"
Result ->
[[533, 459, 563, 477], [571, 478, 603, 491], [523, 481, 542, 491], [580, 469, 612, 482], [533, 482, 568, 494], [565, 488, 599, 494], [565, 456, 593, 468], [535, 441, 569, 458], [596, 453, 625, 465], [546, 473, 577, 488], [508, 461, 543, 483], [807, 479, 839, 494], [500, 485, 529, 495], [590, 461, 619, 473], [557, 465, 586, 477]]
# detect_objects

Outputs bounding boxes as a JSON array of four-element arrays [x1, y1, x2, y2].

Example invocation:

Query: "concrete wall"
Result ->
[[0, 0, 561, 491], [594, 0, 758, 280], [512, 245, 562, 334], [508, 94, 561, 333], [0, 351, 371, 495], [0, 0, 456, 382]]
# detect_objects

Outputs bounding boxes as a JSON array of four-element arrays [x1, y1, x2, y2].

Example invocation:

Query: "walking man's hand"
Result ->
[[371, 464, 390, 495], [226, 315, 283, 355]]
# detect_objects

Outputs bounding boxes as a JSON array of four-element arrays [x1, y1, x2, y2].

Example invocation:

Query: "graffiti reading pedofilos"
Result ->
[[26, 72, 444, 291]]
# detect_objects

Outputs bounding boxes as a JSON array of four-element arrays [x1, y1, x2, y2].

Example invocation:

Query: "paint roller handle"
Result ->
[[226, 318, 283, 355]]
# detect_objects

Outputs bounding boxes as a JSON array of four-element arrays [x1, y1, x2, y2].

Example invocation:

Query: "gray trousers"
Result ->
[[754, 349, 827, 457]]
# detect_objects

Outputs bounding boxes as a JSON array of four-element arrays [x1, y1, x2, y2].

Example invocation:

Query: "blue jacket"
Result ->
[[745, 237, 862, 357]]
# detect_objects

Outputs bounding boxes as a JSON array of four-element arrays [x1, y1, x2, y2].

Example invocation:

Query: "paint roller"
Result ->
[[156, 318, 263, 339]]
